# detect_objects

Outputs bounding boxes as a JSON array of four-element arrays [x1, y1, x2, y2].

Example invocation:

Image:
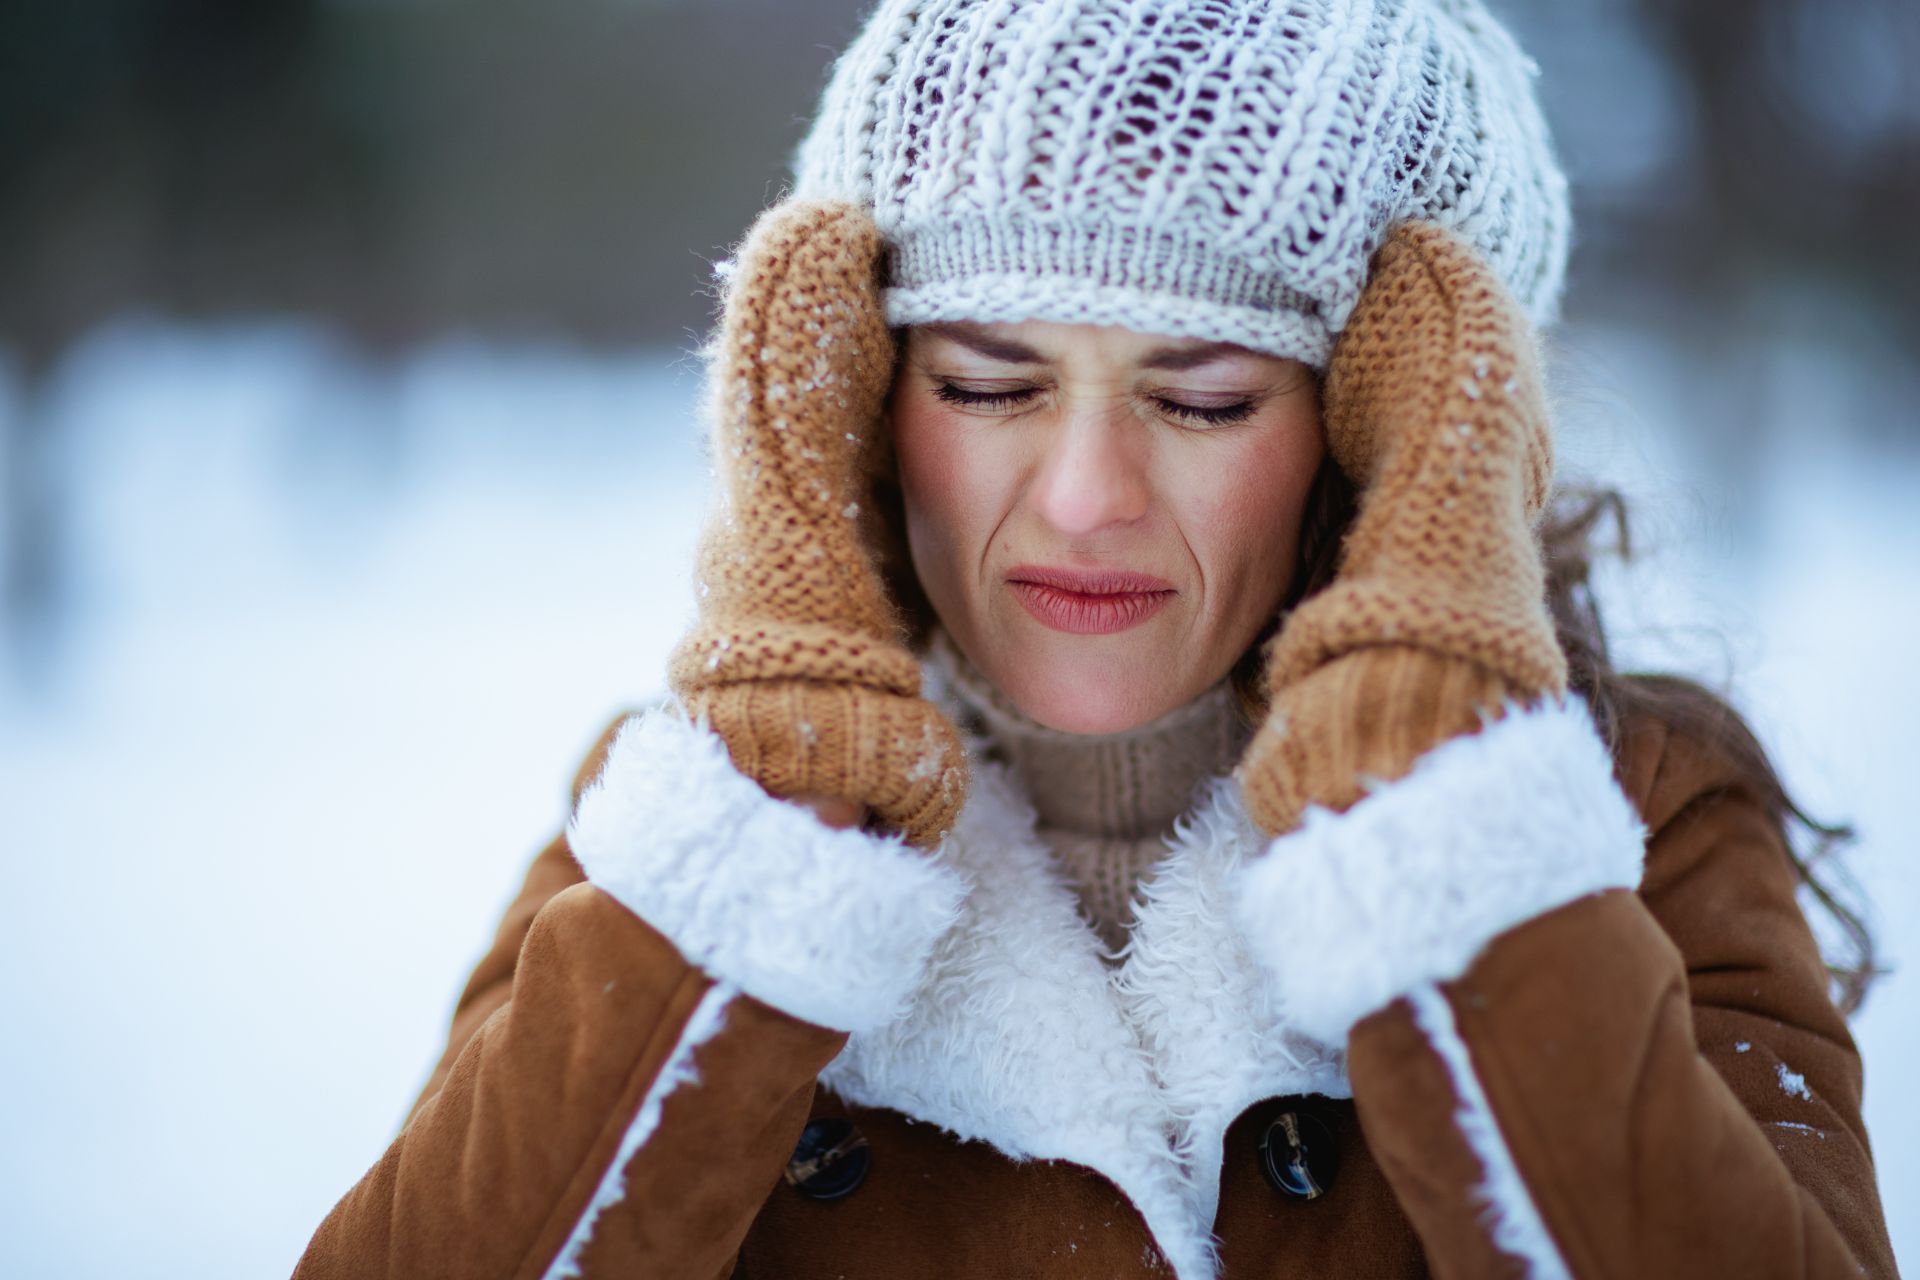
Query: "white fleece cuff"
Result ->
[[567, 705, 970, 1034], [1231, 694, 1648, 1044]]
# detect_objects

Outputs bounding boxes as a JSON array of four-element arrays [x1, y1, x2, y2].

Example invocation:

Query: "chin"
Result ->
[[992, 645, 1188, 735]]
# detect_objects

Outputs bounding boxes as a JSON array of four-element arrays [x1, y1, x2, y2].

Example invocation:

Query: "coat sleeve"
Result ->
[[1230, 693, 1898, 1279], [294, 705, 968, 1280]]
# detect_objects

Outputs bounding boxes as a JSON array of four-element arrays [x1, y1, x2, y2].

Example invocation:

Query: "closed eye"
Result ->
[[932, 382, 1037, 411], [1155, 398, 1256, 427]]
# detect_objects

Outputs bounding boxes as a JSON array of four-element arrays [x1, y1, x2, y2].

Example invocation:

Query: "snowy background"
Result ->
[[2, 0, 1917, 1275]]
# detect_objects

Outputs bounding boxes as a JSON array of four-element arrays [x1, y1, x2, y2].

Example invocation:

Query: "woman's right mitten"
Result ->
[[667, 198, 968, 850]]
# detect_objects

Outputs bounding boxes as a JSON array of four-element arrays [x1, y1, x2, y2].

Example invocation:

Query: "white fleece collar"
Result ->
[[817, 666, 1351, 1280], [572, 666, 1638, 1279]]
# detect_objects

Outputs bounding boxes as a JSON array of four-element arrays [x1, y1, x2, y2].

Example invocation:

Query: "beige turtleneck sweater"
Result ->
[[927, 629, 1255, 955]]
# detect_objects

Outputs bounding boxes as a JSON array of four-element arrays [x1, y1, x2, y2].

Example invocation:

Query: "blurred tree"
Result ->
[[0, 0, 874, 667], [0, 0, 878, 353], [1631, 0, 1919, 340]]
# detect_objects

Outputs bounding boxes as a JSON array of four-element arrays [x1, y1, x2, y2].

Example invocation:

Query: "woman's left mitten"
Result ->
[[667, 199, 967, 849], [1239, 220, 1569, 837]]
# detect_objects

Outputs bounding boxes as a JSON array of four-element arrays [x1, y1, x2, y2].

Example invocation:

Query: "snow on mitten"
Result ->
[[668, 199, 967, 849], [1237, 220, 1569, 837]]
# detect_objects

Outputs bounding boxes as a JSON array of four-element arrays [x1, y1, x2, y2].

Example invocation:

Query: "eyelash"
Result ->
[[931, 382, 1256, 427]]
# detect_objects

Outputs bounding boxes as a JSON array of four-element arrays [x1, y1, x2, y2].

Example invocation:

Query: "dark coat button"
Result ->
[[1258, 1107, 1338, 1200], [784, 1117, 871, 1201]]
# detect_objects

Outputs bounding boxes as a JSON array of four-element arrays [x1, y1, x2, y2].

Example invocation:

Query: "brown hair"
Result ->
[[869, 364, 1879, 1018]]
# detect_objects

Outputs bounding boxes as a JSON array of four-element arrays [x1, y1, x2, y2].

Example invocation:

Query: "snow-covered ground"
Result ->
[[0, 313, 1913, 1276]]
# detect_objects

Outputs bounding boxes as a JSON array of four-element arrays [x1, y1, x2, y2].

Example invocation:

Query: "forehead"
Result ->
[[911, 319, 1275, 371]]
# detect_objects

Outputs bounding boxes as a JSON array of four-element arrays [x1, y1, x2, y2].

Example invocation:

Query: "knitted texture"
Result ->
[[668, 199, 968, 848], [927, 628, 1252, 954], [792, 0, 1571, 371], [1238, 218, 1568, 836]]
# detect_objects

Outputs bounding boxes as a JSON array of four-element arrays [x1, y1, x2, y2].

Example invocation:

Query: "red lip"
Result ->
[[1006, 564, 1177, 636]]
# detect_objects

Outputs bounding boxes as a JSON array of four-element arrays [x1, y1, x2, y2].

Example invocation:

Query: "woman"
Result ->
[[297, 1, 1897, 1276]]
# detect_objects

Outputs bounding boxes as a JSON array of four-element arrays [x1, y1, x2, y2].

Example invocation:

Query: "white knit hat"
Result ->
[[792, 0, 1572, 371]]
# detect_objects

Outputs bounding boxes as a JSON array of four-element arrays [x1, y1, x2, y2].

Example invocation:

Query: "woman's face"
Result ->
[[887, 319, 1325, 734]]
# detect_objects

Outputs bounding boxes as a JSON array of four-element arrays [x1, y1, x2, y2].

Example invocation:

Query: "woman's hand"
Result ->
[[1238, 219, 1568, 836], [667, 197, 968, 849]]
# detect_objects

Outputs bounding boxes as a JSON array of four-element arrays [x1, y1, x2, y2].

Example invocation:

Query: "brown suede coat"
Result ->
[[294, 686, 1898, 1280]]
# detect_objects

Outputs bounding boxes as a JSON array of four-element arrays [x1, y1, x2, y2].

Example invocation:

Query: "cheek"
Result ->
[[891, 394, 1002, 599], [1179, 418, 1325, 612]]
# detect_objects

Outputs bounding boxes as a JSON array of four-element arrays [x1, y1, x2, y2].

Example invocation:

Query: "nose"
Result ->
[[1029, 409, 1151, 537]]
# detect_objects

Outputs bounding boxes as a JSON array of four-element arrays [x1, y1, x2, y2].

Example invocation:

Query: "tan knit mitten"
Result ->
[[667, 199, 967, 848], [1238, 220, 1570, 837]]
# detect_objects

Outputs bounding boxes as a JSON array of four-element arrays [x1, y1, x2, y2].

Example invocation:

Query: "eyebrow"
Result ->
[[918, 321, 1254, 371]]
